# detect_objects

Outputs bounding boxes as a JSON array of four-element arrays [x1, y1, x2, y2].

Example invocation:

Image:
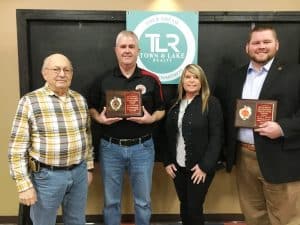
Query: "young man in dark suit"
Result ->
[[219, 25, 300, 225]]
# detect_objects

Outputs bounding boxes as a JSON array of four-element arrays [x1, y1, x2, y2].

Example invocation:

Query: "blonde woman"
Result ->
[[164, 64, 223, 225]]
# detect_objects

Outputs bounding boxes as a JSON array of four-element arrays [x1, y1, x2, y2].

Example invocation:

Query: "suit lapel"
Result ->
[[233, 65, 248, 98], [259, 59, 284, 99]]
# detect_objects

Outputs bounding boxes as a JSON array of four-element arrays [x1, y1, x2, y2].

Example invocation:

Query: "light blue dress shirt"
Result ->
[[237, 58, 274, 144]]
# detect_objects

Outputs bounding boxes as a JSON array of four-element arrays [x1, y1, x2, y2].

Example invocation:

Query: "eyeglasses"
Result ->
[[45, 67, 73, 75]]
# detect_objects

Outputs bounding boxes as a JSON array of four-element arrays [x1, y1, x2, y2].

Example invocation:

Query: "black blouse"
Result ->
[[164, 95, 223, 173]]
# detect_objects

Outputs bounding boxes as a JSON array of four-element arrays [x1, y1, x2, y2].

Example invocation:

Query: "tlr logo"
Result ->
[[130, 12, 198, 84], [145, 34, 179, 53]]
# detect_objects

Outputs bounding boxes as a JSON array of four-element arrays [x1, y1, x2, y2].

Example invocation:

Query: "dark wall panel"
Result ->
[[17, 10, 300, 161], [28, 20, 124, 98]]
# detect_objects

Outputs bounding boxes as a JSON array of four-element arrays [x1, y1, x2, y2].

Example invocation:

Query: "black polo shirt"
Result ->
[[88, 66, 165, 138]]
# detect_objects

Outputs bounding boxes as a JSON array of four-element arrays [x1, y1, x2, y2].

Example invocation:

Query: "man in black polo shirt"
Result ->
[[88, 30, 165, 225]]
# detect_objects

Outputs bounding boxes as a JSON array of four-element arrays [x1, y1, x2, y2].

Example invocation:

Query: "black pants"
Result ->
[[173, 165, 215, 225]]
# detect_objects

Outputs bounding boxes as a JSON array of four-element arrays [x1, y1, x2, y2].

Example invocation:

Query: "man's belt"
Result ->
[[238, 142, 256, 152], [29, 157, 81, 172], [102, 134, 151, 147], [39, 162, 80, 171]]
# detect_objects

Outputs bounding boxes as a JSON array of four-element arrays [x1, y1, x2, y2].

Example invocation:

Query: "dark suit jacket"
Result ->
[[223, 58, 300, 183], [164, 95, 223, 174]]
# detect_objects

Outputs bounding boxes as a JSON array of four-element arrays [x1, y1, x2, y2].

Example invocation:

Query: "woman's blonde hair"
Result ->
[[177, 64, 210, 113]]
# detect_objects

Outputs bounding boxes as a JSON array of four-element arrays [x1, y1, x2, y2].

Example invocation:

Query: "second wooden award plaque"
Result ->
[[234, 99, 277, 128], [106, 90, 142, 118]]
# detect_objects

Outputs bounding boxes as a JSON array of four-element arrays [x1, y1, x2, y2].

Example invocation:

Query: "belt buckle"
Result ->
[[239, 142, 255, 152], [119, 138, 129, 146]]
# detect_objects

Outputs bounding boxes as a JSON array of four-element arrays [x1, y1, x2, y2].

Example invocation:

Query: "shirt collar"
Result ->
[[114, 66, 141, 79], [43, 83, 72, 97], [247, 57, 275, 74]]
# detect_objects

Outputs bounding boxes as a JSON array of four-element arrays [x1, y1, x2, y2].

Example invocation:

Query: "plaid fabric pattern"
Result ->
[[8, 85, 94, 192]]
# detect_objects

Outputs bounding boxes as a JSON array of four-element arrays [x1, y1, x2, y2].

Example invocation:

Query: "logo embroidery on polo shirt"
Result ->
[[135, 84, 146, 94]]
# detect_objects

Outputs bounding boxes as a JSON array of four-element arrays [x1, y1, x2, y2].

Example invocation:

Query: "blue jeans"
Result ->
[[30, 161, 88, 225], [99, 138, 155, 225]]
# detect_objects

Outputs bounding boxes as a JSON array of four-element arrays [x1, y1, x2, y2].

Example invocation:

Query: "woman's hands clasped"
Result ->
[[165, 163, 206, 184]]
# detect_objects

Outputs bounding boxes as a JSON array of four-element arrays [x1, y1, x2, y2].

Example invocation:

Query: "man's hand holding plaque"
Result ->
[[106, 90, 142, 118], [234, 99, 277, 128]]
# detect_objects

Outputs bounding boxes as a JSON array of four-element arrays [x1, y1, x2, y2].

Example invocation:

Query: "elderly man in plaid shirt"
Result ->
[[8, 53, 94, 225]]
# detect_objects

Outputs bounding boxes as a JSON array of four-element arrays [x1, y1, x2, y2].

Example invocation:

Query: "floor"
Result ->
[[0, 221, 246, 225], [119, 223, 246, 225], [0, 223, 247, 225], [99, 223, 246, 225]]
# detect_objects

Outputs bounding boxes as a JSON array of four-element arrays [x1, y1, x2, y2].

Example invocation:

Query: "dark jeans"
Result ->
[[173, 165, 215, 225]]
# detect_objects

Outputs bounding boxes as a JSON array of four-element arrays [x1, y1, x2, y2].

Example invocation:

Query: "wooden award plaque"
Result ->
[[234, 99, 277, 128], [105, 90, 142, 118]]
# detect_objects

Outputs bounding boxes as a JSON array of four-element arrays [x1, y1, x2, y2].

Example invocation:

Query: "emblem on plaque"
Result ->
[[110, 97, 122, 111], [239, 105, 252, 120]]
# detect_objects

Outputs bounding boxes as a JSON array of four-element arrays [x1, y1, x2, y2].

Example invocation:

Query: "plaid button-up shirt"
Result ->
[[8, 84, 94, 192]]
